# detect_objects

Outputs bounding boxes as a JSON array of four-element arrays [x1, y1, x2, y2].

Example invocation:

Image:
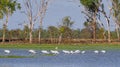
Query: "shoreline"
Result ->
[[0, 43, 120, 50]]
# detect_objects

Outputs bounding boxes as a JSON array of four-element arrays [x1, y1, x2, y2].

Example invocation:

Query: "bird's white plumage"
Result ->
[[81, 51, 85, 54], [70, 51, 74, 54], [62, 50, 70, 54], [101, 50, 106, 54], [50, 50, 59, 54], [41, 50, 50, 54], [74, 50, 80, 54], [4, 50, 10, 54], [94, 50, 99, 54], [28, 49, 36, 54]]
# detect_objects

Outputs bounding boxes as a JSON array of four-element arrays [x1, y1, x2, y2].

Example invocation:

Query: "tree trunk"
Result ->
[[29, 21, 33, 44], [2, 15, 8, 43], [58, 33, 62, 44], [116, 24, 120, 40], [38, 19, 43, 43], [50, 32, 53, 44], [2, 24, 6, 43], [105, 17, 111, 42], [93, 22, 96, 42], [38, 28, 41, 43], [92, 13, 97, 43]]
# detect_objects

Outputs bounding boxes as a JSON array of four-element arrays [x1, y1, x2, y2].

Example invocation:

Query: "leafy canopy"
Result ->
[[80, 0, 99, 12], [0, 0, 21, 18]]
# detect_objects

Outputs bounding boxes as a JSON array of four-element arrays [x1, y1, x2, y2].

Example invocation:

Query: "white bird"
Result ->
[[28, 49, 36, 54], [74, 50, 80, 54], [41, 50, 50, 54], [4, 50, 10, 54], [70, 51, 74, 54], [62, 50, 70, 54], [50, 50, 59, 54], [101, 50, 106, 54], [81, 51, 85, 54], [94, 50, 99, 54]]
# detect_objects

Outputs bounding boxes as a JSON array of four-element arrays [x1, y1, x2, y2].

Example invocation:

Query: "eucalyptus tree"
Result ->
[[23, 0, 51, 43], [111, 0, 120, 40], [98, 1, 111, 42], [0, 0, 21, 42], [23, 0, 36, 43], [38, 0, 51, 43], [80, 0, 101, 42]]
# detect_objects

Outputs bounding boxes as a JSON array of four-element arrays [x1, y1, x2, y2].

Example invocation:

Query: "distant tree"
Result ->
[[80, 28, 92, 39], [0, 0, 21, 43], [23, 24, 29, 40], [72, 29, 81, 39], [23, 0, 39, 43], [58, 16, 74, 44], [111, 31, 117, 39], [96, 28, 105, 39], [23, 0, 51, 43], [48, 26, 59, 43], [38, 0, 51, 43]]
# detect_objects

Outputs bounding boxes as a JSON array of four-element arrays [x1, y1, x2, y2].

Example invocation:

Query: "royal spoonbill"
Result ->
[[94, 50, 99, 54], [70, 51, 74, 54], [4, 50, 10, 54], [74, 50, 80, 54], [81, 51, 85, 54], [62, 50, 70, 54], [101, 50, 106, 54], [41, 50, 50, 54], [28, 49, 36, 54], [50, 50, 59, 54]]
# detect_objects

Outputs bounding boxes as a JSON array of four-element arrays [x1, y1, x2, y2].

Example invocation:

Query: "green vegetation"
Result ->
[[0, 55, 29, 58], [0, 0, 120, 44], [0, 44, 120, 50], [0, 0, 21, 43]]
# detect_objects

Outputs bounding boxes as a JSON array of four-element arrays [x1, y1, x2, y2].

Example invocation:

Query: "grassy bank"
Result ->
[[0, 43, 120, 50]]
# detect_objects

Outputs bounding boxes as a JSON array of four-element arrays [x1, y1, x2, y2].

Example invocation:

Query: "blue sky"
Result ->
[[0, 0, 116, 30]]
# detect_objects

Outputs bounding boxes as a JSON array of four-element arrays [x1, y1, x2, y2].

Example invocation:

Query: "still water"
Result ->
[[0, 49, 120, 67]]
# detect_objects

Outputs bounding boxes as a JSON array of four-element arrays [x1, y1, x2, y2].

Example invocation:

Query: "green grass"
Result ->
[[0, 55, 30, 58], [0, 43, 120, 50]]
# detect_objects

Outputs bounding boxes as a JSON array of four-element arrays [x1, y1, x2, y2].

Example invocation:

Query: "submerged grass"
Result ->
[[0, 43, 120, 50], [0, 55, 30, 58]]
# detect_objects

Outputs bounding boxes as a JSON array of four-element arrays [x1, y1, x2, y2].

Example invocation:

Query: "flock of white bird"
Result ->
[[3, 49, 106, 55]]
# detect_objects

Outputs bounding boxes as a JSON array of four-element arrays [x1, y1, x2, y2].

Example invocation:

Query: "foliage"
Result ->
[[0, 0, 21, 17], [80, 0, 99, 12], [62, 16, 74, 27], [72, 29, 81, 38], [48, 26, 59, 38], [96, 28, 105, 39], [80, 28, 92, 39], [0, 55, 29, 58], [59, 16, 74, 38]]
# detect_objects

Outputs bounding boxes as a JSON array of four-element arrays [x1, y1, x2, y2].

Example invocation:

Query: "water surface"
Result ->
[[0, 49, 120, 67]]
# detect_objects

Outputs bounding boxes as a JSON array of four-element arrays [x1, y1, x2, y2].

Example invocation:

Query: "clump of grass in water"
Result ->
[[42, 54, 57, 56], [0, 55, 34, 58]]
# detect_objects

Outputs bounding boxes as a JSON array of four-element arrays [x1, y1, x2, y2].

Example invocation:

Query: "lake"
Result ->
[[0, 49, 120, 67]]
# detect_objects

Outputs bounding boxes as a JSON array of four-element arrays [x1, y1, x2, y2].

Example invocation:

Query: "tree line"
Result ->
[[0, 0, 120, 44], [0, 16, 118, 43]]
